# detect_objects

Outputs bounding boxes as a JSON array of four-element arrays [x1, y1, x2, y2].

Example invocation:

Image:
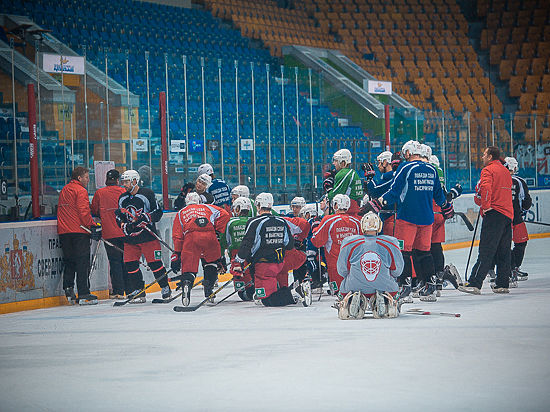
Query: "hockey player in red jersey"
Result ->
[[230, 193, 312, 307], [311, 194, 361, 296], [115, 169, 171, 303], [171, 192, 230, 305], [277, 214, 311, 288]]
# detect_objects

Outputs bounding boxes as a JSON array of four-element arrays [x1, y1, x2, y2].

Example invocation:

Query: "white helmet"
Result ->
[[232, 197, 252, 213], [420, 144, 432, 159], [361, 212, 383, 234], [429, 155, 440, 167], [376, 151, 393, 164], [360, 193, 371, 207], [120, 169, 140, 183], [332, 194, 351, 211], [300, 204, 318, 218], [290, 196, 306, 208], [333, 148, 352, 164], [196, 173, 212, 187], [255, 192, 274, 209], [231, 185, 250, 198], [402, 140, 422, 157], [504, 156, 519, 174], [197, 163, 214, 176], [185, 192, 201, 205]]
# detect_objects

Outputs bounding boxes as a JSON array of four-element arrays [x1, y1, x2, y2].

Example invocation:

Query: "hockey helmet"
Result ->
[[232, 197, 252, 213], [231, 185, 250, 198], [332, 194, 351, 211], [105, 169, 120, 181], [255, 192, 274, 209], [300, 204, 318, 218], [360, 212, 383, 234], [420, 144, 432, 159], [196, 173, 212, 188], [185, 192, 201, 205], [332, 148, 352, 164], [504, 156, 519, 174], [429, 155, 440, 167], [290, 196, 306, 208], [376, 151, 393, 164], [401, 140, 422, 157], [120, 169, 140, 183], [197, 163, 214, 176]]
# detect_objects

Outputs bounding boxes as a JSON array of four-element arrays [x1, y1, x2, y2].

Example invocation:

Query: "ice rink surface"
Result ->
[[1, 237, 550, 412]]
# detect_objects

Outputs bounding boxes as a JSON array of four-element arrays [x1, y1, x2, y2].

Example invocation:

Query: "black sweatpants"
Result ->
[[104, 237, 129, 295], [59, 233, 91, 296], [469, 210, 512, 289], [511, 241, 527, 269]]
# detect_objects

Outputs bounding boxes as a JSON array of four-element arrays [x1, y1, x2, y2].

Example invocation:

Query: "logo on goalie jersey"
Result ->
[[359, 251, 381, 281]]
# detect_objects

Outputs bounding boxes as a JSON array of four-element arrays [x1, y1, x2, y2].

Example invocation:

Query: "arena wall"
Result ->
[[1, 190, 549, 313]]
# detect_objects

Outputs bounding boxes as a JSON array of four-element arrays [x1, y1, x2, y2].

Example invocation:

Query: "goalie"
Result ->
[[336, 212, 404, 319]]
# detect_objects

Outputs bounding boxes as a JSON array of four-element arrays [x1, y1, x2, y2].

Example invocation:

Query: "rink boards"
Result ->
[[1, 190, 549, 313]]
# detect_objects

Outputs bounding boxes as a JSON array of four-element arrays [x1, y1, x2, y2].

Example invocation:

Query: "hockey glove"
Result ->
[[90, 223, 102, 241], [364, 197, 386, 214], [323, 170, 336, 193], [446, 183, 463, 202], [441, 202, 455, 220], [361, 162, 376, 181], [391, 152, 402, 171], [230, 260, 244, 277], [170, 252, 181, 273]]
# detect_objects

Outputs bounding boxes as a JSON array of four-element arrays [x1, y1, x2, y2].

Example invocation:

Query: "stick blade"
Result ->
[[113, 300, 129, 307], [173, 305, 199, 312]]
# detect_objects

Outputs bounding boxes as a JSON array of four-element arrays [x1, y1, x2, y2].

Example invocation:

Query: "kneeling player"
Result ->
[[336, 212, 404, 319]]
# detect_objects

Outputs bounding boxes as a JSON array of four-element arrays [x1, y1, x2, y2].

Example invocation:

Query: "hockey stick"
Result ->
[[525, 220, 550, 227], [213, 279, 254, 306], [464, 211, 481, 285], [173, 278, 234, 312], [453, 212, 474, 231], [151, 279, 203, 304], [406, 308, 461, 317]]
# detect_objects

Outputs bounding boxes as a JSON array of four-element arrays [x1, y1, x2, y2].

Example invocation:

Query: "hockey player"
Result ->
[[115, 169, 171, 303], [505, 157, 532, 281], [57, 167, 101, 304], [325, 149, 364, 216], [225, 197, 255, 301], [300, 204, 327, 289], [197, 163, 232, 211], [363, 150, 398, 236], [231, 185, 257, 217], [278, 213, 311, 288], [336, 212, 404, 319], [288, 196, 306, 217], [91, 169, 128, 298], [311, 194, 361, 296], [171, 192, 230, 305], [195, 173, 215, 204], [364, 140, 454, 302], [231, 193, 311, 307]]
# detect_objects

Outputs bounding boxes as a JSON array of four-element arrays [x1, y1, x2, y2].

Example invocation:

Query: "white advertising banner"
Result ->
[[366, 80, 392, 95], [43, 53, 85, 75], [170, 140, 187, 153], [133, 138, 148, 152], [94, 161, 115, 189]]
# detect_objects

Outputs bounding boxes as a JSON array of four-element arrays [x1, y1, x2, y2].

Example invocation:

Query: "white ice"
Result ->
[[1, 238, 550, 412]]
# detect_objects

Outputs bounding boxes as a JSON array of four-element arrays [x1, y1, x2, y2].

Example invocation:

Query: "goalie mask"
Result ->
[[361, 212, 383, 234]]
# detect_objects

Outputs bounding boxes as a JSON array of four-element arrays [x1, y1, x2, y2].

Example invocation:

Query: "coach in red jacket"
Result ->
[[57, 167, 97, 302], [460, 146, 514, 294], [91, 169, 128, 298]]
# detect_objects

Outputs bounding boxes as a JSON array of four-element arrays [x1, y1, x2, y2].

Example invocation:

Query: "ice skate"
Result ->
[[419, 276, 437, 302], [514, 268, 528, 281], [77, 293, 98, 305], [458, 282, 481, 295], [128, 289, 146, 303], [442, 264, 462, 289], [109, 293, 125, 300], [65, 287, 77, 305], [491, 282, 510, 294], [181, 281, 192, 306], [161, 285, 172, 300], [398, 279, 413, 304], [293, 279, 312, 307]]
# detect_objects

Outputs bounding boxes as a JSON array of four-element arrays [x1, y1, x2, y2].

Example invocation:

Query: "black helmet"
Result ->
[[106, 169, 120, 181]]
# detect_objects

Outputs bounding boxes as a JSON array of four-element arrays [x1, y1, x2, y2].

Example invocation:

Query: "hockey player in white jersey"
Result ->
[[336, 212, 405, 319]]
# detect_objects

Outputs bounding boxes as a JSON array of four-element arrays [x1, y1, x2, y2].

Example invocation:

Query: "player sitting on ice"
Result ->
[[223, 197, 255, 301], [230, 192, 312, 307], [336, 212, 405, 319], [171, 192, 230, 306]]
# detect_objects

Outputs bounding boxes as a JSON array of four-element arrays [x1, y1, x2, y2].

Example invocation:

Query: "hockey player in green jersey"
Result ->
[[224, 197, 255, 300], [325, 149, 363, 217]]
